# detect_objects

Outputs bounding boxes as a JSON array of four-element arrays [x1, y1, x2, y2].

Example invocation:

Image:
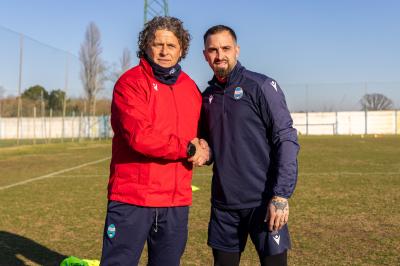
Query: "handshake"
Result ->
[[187, 138, 211, 167]]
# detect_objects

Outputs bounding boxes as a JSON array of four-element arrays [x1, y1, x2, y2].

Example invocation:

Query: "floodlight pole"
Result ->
[[144, 0, 148, 24]]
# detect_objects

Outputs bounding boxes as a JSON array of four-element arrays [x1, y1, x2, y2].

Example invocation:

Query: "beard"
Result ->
[[215, 67, 230, 79], [214, 60, 234, 79]]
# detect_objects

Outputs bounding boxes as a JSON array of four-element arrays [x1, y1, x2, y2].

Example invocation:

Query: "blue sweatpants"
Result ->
[[100, 201, 189, 266]]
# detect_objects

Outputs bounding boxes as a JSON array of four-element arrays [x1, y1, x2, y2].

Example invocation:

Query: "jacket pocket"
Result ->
[[115, 163, 140, 185]]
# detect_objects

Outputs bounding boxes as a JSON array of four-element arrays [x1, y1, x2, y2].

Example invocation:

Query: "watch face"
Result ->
[[188, 143, 196, 157]]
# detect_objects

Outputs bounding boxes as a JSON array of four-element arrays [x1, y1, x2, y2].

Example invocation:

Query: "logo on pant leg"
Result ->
[[271, 231, 280, 245], [107, 224, 116, 239], [273, 234, 280, 245]]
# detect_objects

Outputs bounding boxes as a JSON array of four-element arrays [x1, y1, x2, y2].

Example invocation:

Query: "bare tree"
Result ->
[[120, 48, 132, 74], [110, 48, 132, 82], [79, 22, 106, 115], [360, 93, 393, 111]]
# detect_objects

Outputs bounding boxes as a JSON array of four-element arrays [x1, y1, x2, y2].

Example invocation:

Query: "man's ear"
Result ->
[[236, 45, 240, 59], [203, 50, 208, 61]]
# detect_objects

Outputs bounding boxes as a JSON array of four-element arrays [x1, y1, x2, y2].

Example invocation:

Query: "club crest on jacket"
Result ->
[[234, 87, 243, 100]]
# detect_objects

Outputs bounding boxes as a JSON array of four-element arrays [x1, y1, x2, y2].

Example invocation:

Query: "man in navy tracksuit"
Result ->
[[200, 25, 300, 266]]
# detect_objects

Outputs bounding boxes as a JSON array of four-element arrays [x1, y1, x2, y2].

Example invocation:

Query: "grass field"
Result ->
[[0, 136, 399, 265]]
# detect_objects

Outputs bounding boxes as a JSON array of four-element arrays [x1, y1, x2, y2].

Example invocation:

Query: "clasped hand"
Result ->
[[188, 138, 210, 167]]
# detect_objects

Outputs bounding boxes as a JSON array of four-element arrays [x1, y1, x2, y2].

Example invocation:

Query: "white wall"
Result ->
[[0, 110, 399, 139], [0, 116, 112, 139], [292, 110, 399, 135]]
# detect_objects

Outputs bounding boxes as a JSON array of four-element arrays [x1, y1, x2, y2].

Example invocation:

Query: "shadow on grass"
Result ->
[[0, 231, 66, 266]]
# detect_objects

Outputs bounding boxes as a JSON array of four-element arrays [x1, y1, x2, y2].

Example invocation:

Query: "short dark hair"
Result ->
[[203, 25, 237, 44], [137, 16, 191, 60]]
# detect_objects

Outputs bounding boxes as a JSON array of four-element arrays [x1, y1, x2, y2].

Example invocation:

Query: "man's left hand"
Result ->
[[188, 138, 210, 166], [265, 196, 289, 232]]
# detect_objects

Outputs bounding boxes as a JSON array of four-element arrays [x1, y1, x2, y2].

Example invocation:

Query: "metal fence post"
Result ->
[[33, 106, 36, 145], [306, 112, 309, 135], [72, 111, 75, 142], [17, 34, 24, 145], [364, 109, 368, 135], [49, 108, 52, 143], [335, 111, 338, 135]]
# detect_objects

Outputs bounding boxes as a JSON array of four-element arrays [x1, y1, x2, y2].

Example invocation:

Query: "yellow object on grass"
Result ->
[[191, 185, 200, 191], [82, 259, 100, 266]]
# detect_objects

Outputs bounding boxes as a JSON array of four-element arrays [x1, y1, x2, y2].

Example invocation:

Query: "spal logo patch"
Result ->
[[233, 87, 243, 100], [107, 224, 116, 239]]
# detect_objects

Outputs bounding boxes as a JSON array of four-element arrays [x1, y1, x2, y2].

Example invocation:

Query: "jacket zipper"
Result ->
[[170, 86, 179, 204], [215, 82, 226, 114]]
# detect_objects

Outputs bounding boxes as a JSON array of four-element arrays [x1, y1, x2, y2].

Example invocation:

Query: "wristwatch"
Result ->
[[186, 142, 196, 157]]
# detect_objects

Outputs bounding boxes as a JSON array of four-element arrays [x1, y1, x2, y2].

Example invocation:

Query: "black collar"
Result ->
[[144, 54, 181, 85]]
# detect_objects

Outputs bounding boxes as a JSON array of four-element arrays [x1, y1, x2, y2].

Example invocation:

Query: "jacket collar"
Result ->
[[208, 61, 244, 90], [140, 57, 182, 85], [140, 57, 154, 76]]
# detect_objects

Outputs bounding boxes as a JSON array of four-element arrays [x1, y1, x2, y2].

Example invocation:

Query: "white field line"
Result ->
[[47, 174, 107, 178], [41, 173, 214, 178], [299, 172, 400, 176], [0, 157, 111, 191], [194, 172, 400, 176], [2, 166, 397, 192], [38, 171, 400, 179]]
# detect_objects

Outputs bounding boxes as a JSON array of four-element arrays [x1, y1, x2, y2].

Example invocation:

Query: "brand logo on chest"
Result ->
[[270, 80, 278, 92], [209, 94, 214, 104], [152, 83, 158, 91]]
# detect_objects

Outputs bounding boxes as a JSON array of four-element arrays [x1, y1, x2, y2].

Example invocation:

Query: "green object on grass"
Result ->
[[60, 256, 100, 266], [60, 256, 88, 266]]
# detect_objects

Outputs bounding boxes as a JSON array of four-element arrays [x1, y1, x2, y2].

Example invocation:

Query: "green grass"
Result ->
[[0, 138, 108, 148], [0, 136, 399, 265]]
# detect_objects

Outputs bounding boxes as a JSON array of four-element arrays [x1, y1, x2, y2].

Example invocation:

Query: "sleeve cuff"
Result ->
[[179, 139, 191, 159]]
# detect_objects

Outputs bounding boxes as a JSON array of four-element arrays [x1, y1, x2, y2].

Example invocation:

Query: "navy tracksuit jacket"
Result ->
[[200, 62, 300, 209]]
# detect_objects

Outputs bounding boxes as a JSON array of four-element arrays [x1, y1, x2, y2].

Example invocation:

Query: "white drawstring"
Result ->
[[154, 208, 158, 232]]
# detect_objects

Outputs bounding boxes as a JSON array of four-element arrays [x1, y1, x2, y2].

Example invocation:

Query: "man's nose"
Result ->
[[160, 45, 167, 56], [216, 49, 224, 59]]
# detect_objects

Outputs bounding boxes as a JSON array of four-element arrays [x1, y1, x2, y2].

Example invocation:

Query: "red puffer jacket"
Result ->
[[108, 58, 202, 207]]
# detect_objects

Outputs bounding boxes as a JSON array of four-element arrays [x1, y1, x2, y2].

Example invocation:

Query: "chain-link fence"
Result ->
[[0, 25, 112, 115], [1, 25, 400, 142], [0, 25, 112, 143]]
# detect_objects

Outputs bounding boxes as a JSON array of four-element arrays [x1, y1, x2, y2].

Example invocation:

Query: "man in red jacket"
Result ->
[[100, 16, 208, 266]]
